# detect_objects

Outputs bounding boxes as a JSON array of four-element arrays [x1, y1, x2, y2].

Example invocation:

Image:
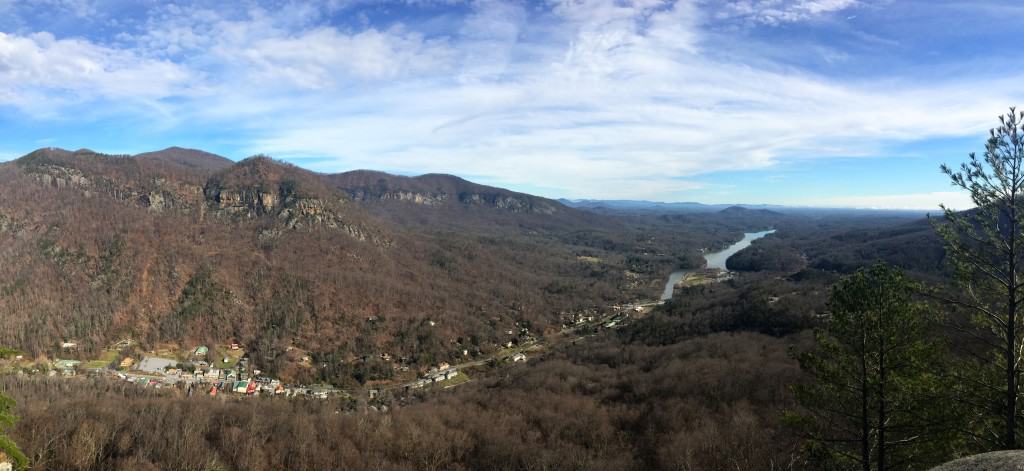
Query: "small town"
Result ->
[[1, 300, 662, 405]]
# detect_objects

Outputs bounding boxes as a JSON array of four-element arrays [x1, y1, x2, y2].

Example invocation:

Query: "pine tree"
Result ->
[[791, 264, 956, 470], [0, 393, 27, 470], [935, 108, 1024, 449]]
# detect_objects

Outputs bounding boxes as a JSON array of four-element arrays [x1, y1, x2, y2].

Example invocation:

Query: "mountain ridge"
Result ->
[[0, 147, 691, 385]]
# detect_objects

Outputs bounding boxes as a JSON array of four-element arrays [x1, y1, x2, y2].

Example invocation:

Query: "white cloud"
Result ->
[[815, 191, 975, 211], [240, 27, 455, 86], [223, 0, 1015, 199], [0, 0, 1018, 202], [32, 0, 97, 18], [0, 31, 193, 114], [712, 0, 858, 25]]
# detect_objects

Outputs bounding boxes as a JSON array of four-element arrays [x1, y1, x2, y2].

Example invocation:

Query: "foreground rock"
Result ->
[[932, 451, 1024, 471]]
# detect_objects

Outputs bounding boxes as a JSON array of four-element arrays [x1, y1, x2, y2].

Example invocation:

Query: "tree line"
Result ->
[[790, 108, 1024, 469]]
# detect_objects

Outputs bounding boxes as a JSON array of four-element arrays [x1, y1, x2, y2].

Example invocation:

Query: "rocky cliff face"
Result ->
[[459, 192, 558, 214], [18, 150, 381, 243], [20, 149, 208, 213], [332, 171, 563, 215], [31, 165, 207, 213], [203, 182, 373, 240], [346, 189, 449, 206], [201, 157, 387, 243]]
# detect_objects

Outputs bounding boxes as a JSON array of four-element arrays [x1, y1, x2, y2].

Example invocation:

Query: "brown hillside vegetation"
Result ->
[[0, 148, 719, 384], [0, 330, 806, 470]]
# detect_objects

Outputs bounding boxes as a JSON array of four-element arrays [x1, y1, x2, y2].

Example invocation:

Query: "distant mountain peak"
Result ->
[[134, 147, 233, 171], [329, 169, 563, 215], [720, 205, 782, 215]]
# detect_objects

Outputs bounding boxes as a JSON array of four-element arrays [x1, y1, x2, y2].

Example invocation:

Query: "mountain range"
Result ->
[[0, 147, 704, 384]]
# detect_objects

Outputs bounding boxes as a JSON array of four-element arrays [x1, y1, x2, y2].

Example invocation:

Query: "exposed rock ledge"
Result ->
[[932, 451, 1024, 470]]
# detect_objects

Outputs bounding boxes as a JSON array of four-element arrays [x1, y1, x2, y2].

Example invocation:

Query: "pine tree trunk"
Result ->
[[862, 325, 871, 471], [878, 331, 886, 470], [1008, 285, 1017, 449]]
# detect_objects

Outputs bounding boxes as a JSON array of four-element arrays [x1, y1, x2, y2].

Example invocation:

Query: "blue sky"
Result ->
[[0, 1, 1020, 209]]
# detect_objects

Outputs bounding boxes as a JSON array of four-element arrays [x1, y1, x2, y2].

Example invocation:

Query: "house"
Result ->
[[512, 353, 527, 363], [194, 346, 209, 357], [60, 341, 77, 350], [438, 362, 450, 370], [230, 343, 240, 350], [443, 369, 459, 380], [307, 386, 331, 399], [119, 357, 135, 369], [233, 381, 249, 394]]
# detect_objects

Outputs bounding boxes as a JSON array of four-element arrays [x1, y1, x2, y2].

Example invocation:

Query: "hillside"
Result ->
[[134, 147, 234, 172], [331, 170, 558, 212], [722, 215, 944, 275], [327, 170, 612, 233], [0, 148, 709, 385]]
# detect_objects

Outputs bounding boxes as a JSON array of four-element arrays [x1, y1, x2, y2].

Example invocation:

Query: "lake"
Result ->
[[659, 229, 776, 301]]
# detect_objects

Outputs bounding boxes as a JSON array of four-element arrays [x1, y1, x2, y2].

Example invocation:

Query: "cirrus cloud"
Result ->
[[0, 0, 1004, 206]]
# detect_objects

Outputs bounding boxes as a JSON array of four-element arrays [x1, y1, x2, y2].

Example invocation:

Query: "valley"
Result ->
[[0, 147, 952, 470]]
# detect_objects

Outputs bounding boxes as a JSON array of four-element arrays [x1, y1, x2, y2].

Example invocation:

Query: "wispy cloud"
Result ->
[[712, 0, 860, 25], [816, 191, 974, 211], [0, 31, 193, 116], [0, 0, 1009, 203]]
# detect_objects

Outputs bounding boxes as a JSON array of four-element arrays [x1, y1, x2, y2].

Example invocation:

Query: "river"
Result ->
[[659, 229, 776, 301]]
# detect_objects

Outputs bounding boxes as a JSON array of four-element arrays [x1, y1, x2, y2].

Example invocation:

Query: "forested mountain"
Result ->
[[724, 215, 944, 275], [327, 170, 612, 233], [0, 147, 962, 470], [0, 148, 733, 385], [133, 147, 234, 172]]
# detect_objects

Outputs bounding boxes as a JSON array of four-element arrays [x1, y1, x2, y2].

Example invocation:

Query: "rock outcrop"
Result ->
[[932, 451, 1024, 471], [330, 170, 563, 215]]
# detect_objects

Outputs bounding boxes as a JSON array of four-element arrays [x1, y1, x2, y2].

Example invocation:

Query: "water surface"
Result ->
[[659, 229, 776, 301]]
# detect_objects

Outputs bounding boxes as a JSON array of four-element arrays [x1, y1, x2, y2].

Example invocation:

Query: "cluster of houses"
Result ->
[[563, 311, 598, 328], [82, 344, 340, 399], [408, 362, 460, 389]]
